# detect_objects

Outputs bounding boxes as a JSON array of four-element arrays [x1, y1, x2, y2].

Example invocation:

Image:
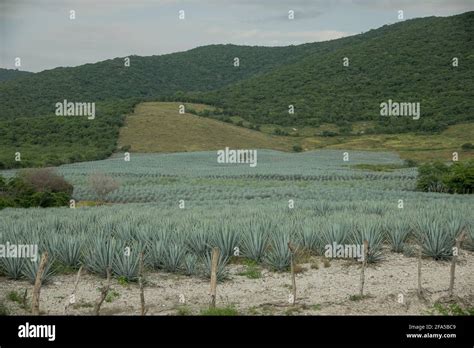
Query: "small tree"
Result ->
[[19, 168, 73, 194], [88, 173, 119, 203]]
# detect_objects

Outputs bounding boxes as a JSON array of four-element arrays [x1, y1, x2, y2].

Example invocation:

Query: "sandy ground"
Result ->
[[1, 250, 473, 316]]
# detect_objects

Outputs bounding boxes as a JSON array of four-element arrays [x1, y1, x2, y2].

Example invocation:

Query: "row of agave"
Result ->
[[0, 206, 471, 284]]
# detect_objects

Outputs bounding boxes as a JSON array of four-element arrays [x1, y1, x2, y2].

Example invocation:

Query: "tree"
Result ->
[[88, 173, 119, 203]]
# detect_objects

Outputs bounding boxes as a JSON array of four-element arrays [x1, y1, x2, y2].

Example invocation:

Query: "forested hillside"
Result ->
[[194, 12, 474, 133], [0, 44, 317, 119], [0, 68, 32, 82], [0, 12, 472, 168]]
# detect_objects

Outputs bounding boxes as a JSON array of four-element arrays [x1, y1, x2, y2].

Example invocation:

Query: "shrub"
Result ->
[[273, 128, 289, 136], [0, 170, 72, 209], [417, 161, 473, 194], [19, 168, 73, 195], [404, 159, 418, 167], [320, 130, 338, 137], [88, 172, 119, 202], [292, 145, 303, 152], [461, 143, 473, 151]]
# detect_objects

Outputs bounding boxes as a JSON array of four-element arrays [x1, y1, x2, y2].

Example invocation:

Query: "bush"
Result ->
[[19, 168, 73, 195], [292, 145, 303, 152], [320, 130, 338, 137], [417, 161, 473, 194], [416, 162, 449, 193], [446, 161, 474, 194], [404, 159, 418, 167], [0, 169, 72, 209], [273, 128, 289, 136], [88, 173, 119, 202]]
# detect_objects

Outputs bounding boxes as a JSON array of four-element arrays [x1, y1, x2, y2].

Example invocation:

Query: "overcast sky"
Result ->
[[1, 0, 473, 72]]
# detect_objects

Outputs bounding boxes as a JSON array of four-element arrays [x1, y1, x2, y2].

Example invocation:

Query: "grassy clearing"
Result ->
[[119, 102, 473, 163], [118, 102, 293, 153], [322, 123, 474, 162]]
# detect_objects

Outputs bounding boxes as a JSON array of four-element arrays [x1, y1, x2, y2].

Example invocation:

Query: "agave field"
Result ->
[[0, 150, 472, 287]]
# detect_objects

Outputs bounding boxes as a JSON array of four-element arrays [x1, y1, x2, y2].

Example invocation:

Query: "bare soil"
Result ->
[[1, 250, 473, 316]]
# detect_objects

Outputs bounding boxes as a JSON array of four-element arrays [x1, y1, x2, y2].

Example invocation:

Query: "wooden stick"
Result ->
[[209, 247, 219, 308], [417, 243, 425, 300], [359, 240, 369, 297], [31, 252, 48, 315], [94, 267, 111, 315], [139, 252, 146, 315], [288, 242, 297, 305], [65, 265, 83, 315], [22, 289, 28, 310], [449, 231, 466, 297]]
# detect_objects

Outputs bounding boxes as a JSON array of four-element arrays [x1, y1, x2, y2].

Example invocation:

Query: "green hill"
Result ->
[[0, 44, 317, 119], [0, 45, 316, 168], [194, 12, 474, 134], [0, 12, 473, 169], [0, 68, 33, 82]]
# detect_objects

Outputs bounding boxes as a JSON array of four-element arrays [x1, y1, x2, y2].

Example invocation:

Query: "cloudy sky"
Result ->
[[1, 0, 473, 72]]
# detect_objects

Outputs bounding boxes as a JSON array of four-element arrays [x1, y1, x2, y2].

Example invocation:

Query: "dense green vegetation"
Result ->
[[0, 45, 317, 120], [0, 68, 33, 82], [0, 12, 472, 169], [194, 12, 474, 133], [0, 46, 316, 168], [0, 99, 137, 168], [416, 161, 474, 193], [0, 168, 73, 209]]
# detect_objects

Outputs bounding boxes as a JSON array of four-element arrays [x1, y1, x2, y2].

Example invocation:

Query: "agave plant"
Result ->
[[464, 220, 474, 251], [211, 225, 240, 259], [314, 201, 331, 216], [264, 233, 291, 271], [148, 240, 167, 270], [112, 243, 141, 282], [298, 224, 322, 253], [23, 256, 55, 284], [416, 220, 456, 260], [351, 219, 384, 263], [386, 219, 411, 253], [185, 228, 211, 255], [162, 243, 186, 273], [321, 222, 350, 252], [183, 253, 198, 276], [53, 234, 83, 269], [83, 237, 117, 277], [0, 256, 25, 280], [241, 228, 268, 262], [200, 251, 229, 281]]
